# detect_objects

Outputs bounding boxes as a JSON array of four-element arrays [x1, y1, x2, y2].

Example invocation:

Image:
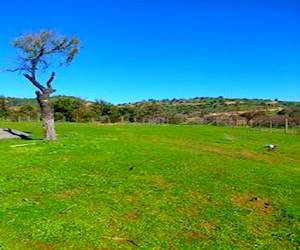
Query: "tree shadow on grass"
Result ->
[[3, 128, 38, 140]]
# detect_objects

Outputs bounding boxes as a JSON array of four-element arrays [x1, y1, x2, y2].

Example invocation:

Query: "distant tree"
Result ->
[[136, 102, 167, 123], [0, 96, 9, 119], [118, 106, 135, 122], [52, 97, 83, 122], [108, 106, 121, 123], [72, 106, 96, 122], [19, 104, 39, 121], [7, 109, 22, 122], [91, 100, 113, 121], [9, 30, 80, 140]]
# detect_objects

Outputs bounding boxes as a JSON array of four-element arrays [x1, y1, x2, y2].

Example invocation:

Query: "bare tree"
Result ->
[[10, 30, 80, 140]]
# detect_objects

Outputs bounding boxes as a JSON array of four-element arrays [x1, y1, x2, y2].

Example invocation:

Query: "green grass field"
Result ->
[[0, 122, 299, 249]]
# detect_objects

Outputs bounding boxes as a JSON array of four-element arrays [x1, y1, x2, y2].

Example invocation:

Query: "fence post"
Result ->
[[285, 118, 288, 133]]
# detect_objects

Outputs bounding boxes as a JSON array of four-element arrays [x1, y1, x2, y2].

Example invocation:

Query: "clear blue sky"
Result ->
[[0, 0, 299, 103]]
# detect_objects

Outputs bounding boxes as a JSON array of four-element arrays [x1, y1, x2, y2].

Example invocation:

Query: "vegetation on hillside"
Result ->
[[1, 96, 300, 127]]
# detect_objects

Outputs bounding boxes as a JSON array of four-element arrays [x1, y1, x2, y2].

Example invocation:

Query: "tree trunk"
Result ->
[[36, 91, 57, 141], [24, 72, 57, 141]]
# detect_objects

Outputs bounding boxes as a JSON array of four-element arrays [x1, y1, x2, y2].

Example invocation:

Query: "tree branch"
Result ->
[[45, 72, 56, 95], [46, 72, 55, 88], [35, 90, 42, 99], [5, 67, 28, 73], [24, 74, 46, 93]]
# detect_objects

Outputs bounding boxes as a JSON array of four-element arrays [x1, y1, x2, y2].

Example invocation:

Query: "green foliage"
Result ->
[[2, 96, 300, 127], [135, 101, 167, 122], [9, 104, 39, 121], [108, 106, 121, 123], [91, 100, 113, 117], [52, 97, 84, 122], [118, 106, 136, 122], [72, 106, 96, 123], [0, 96, 9, 119], [4, 97, 37, 107], [0, 122, 299, 249], [12, 30, 80, 72]]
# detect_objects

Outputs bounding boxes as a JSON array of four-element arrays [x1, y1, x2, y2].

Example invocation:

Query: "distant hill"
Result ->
[[3, 95, 300, 113], [4, 95, 84, 107], [119, 96, 300, 115], [1, 95, 300, 126], [5, 97, 37, 107]]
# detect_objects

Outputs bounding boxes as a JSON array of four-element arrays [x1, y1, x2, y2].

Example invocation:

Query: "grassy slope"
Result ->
[[0, 122, 299, 249]]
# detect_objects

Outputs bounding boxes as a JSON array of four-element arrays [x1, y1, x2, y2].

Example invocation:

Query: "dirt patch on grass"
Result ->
[[25, 242, 57, 250], [53, 191, 70, 199], [149, 176, 177, 186], [102, 236, 139, 247], [233, 193, 273, 215], [185, 231, 209, 241], [238, 150, 279, 164], [23, 167, 44, 173], [124, 210, 139, 221], [59, 155, 77, 161], [88, 204, 101, 214], [187, 191, 205, 200], [240, 151, 264, 160], [201, 221, 217, 231], [53, 187, 85, 200], [186, 191, 213, 204], [152, 178, 170, 185]]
